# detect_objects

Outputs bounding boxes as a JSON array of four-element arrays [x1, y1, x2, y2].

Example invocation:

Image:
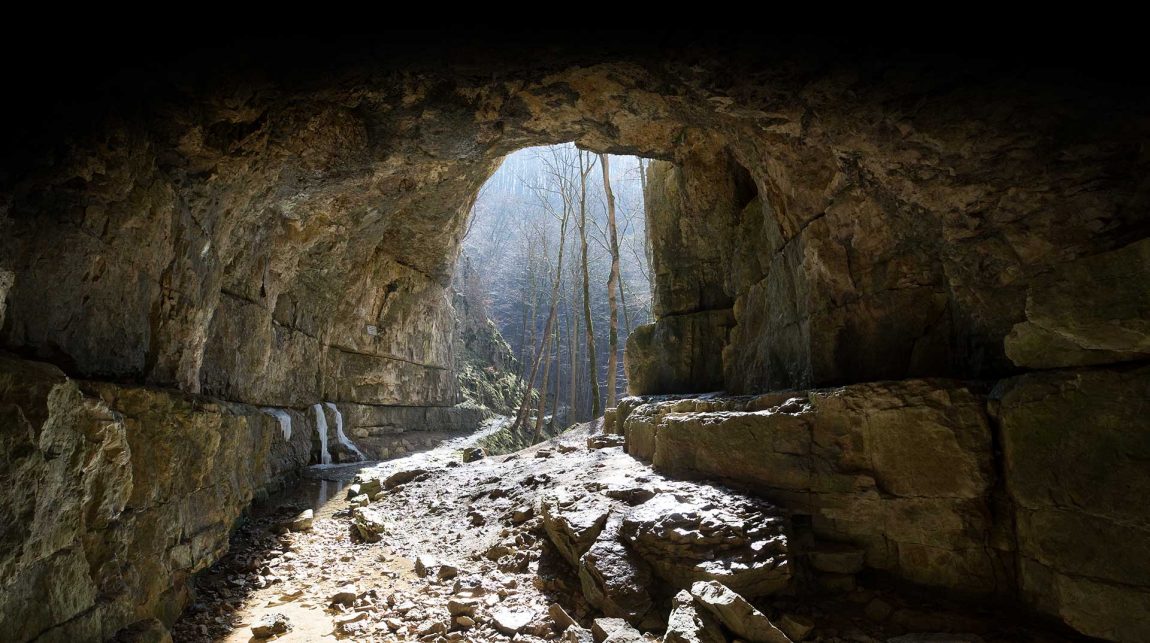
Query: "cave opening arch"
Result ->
[[2, 42, 1149, 643]]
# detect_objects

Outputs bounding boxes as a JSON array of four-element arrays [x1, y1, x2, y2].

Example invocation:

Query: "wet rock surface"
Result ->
[[0, 355, 309, 643], [171, 420, 1086, 643]]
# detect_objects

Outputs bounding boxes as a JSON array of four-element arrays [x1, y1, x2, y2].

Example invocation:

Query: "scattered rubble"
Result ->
[[172, 420, 1088, 643]]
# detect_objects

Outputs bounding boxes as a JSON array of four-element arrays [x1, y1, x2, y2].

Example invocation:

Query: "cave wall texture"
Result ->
[[0, 34, 1147, 641]]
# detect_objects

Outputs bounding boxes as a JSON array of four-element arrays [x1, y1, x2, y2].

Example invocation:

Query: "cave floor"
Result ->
[[170, 420, 1085, 643]]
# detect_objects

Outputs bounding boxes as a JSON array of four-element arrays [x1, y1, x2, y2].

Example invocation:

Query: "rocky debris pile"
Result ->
[[173, 420, 1089, 643]]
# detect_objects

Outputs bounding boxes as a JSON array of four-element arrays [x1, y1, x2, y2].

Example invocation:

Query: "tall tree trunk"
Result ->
[[513, 170, 573, 433], [620, 278, 631, 336], [534, 327, 553, 441], [549, 307, 562, 432], [600, 153, 621, 408], [516, 269, 536, 381], [566, 272, 578, 423], [638, 158, 655, 300], [579, 151, 602, 417]]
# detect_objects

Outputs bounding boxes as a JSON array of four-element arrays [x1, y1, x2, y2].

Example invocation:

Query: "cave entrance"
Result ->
[[456, 143, 654, 430]]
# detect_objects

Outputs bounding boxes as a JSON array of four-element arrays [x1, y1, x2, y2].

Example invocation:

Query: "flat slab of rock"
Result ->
[[620, 492, 790, 597], [588, 434, 626, 449], [491, 608, 534, 635], [690, 580, 792, 643], [384, 468, 429, 489], [549, 602, 578, 630], [251, 612, 291, 638]]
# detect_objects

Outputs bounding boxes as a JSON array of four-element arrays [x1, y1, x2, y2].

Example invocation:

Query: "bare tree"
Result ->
[[579, 150, 602, 417], [510, 146, 576, 438], [600, 153, 622, 408]]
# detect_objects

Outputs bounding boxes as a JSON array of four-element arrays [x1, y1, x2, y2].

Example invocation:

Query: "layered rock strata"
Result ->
[[0, 355, 309, 642], [615, 365, 1150, 641]]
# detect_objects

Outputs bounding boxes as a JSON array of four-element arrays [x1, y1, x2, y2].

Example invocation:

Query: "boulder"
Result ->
[[579, 539, 661, 630], [565, 625, 595, 643], [549, 602, 578, 630], [542, 492, 611, 567], [448, 599, 477, 616], [437, 564, 459, 580], [251, 613, 292, 639], [462, 447, 486, 462], [665, 590, 726, 643], [352, 507, 387, 543], [329, 586, 357, 607], [1005, 238, 1150, 368], [776, 613, 813, 641], [289, 509, 314, 532], [348, 493, 370, 507], [690, 581, 792, 643], [454, 615, 475, 629]]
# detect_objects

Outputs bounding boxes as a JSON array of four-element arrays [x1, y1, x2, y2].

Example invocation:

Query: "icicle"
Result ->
[[325, 402, 366, 462], [312, 403, 332, 465], [261, 407, 292, 441]]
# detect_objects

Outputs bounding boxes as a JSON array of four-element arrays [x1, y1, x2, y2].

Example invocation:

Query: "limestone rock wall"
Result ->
[[6, 52, 1143, 408], [618, 381, 1008, 596], [452, 260, 524, 415], [0, 354, 310, 642], [617, 365, 1150, 641], [1, 43, 1147, 642], [994, 365, 1150, 642], [630, 66, 1149, 395], [337, 401, 492, 460]]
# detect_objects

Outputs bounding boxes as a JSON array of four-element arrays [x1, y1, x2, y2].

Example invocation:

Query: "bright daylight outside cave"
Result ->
[[0, 29, 1148, 643]]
